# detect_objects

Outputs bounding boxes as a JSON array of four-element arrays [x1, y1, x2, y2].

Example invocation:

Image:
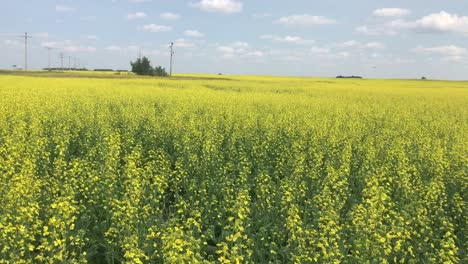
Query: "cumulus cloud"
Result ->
[[41, 41, 60, 48], [338, 40, 385, 49], [174, 38, 196, 48], [64, 46, 96, 53], [217, 41, 258, 59], [191, 0, 243, 14], [105, 45, 162, 56], [337, 52, 350, 58], [260, 34, 314, 45], [276, 15, 337, 26], [412, 11, 468, 34], [127, 12, 147, 20], [358, 11, 468, 36], [231, 41, 248, 47], [310, 47, 330, 54], [160, 12, 180, 20], [364, 42, 385, 49], [184, 30, 204, 37], [373, 8, 411, 18], [55, 5, 75, 12], [246, 50, 264, 57], [355, 25, 398, 36], [139, 24, 172, 32], [413, 45, 467, 56], [3, 39, 22, 47], [87, 35, 98, 40], [41, 40, 96, 53]]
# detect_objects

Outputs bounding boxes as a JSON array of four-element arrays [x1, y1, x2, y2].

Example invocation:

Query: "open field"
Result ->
[[0, 74, 466, 263]]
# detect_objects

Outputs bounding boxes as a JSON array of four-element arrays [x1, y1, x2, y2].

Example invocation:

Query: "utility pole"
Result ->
[[18, 32, 32, 71], [68, 56, 71, 71], [169, 42, 174, 76], [45, 47, 54, 70], [139, 47, 142, 60], [60, 52, 64, 70]]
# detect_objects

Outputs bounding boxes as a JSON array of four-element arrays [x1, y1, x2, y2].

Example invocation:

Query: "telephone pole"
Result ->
[[18, 32, 32, 70], [59, 52, 64, 70], [169, 42, 174, 76], [45, 47, 54, 70], [68, 56, 71, 70]]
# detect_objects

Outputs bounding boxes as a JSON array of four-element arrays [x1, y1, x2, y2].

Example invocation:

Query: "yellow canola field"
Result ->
[[0, 74, 466, 263]]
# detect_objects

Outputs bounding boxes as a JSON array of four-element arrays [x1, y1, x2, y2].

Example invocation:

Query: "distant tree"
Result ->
[[421, 76, 427, 80], [131, 57, 153, 76], [130, 57, 168, 77], [153, 66, 168, 77]]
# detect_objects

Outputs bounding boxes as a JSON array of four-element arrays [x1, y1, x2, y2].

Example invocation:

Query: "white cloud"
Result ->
[[365, 42, 385, 49], [3, 39, 22, 47], [276, 15, 336, 26], [127, 12, 147, 20], [218, 46, 235, 53], [310, 47, 330, 54], [41, 41, 60, 48], [64, 46, 96, 53], [217, 41, 251, 58], [373, 8, 411, 18], [128, 0, 151, 3], [218, 46, 235, 58], [139, 24, 172, 32], [105, 45, 162, 56], [412, 11, 468, 34], [174, 38, 195, 48], [337, 52, 350, 58], [105, 45, 122, 52], [260, 34, 314, 45], [232, 41, 249, 49], [160, 12, 180, 20], [338, 40, 385, 49], [413, 45, 467, 56], [184, 30, 204, 38], [276, 36, 305, 44], [358, 11, 468, 36], [40, 40, 96, 53], [340, 40, 360, 47], [55, 5, 75, 12], [355, 24, 398, 36], [87, 35, 98, 40], [247, 50, 264, 57], [191, 0, 243, 14]]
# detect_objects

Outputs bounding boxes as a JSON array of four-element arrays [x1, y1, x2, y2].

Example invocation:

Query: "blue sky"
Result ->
[[1, 0, 468, 79]]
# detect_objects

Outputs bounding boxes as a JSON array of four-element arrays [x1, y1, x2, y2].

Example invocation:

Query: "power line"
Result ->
[[169, 42, 174, 76], [18, 32, 32, 71], [45, 47, 55, 70], [59, 52, 64, 70]]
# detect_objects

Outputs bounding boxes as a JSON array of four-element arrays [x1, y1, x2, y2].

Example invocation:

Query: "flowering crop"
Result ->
[[0, 74, 466, 263]]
